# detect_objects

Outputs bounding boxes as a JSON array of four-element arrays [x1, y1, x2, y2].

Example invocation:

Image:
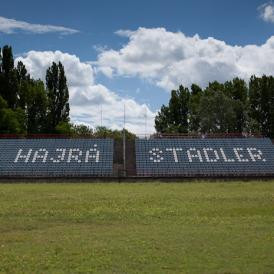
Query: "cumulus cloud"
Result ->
[[259, 2, 274, 23], [97, 27, 274, 90], [0, 16, 79, 35], [16, 51, 155, 135], [17, 51, 94, 87]]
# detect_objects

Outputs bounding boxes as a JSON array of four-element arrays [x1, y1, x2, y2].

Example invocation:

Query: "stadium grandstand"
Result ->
[[0, 133, 274, 179]]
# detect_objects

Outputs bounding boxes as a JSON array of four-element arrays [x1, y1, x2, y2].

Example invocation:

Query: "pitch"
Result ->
[[0, 181, 273, 273]]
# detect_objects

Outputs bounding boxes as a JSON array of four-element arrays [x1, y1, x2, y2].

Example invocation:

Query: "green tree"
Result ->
[[0, 96, 26, 134], [25, 80, 48, 133], [249, 75, 274, 137], [0, 47, 2, 74], [16, 61, 30, 109], [0, 46, 18, 109], [155, 85, 190, 133], [224, 78, 248, 133], [94, 126, 136, 140], [189, 84, 203, 133], [55, 121, 73, 135], [199, 89, 236, 133], [46, 62, 70, 132], [154, 105, 170, 133], [72, 124, 93, 136]]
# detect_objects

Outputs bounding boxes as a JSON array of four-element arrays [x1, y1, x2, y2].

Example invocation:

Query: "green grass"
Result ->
[[0, 181, 273, 274]]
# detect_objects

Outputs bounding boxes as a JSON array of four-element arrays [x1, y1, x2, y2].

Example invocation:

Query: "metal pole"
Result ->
[[100, 104, 102, 127], [145, 107, 147, 139], [123, 104, 126, 176]]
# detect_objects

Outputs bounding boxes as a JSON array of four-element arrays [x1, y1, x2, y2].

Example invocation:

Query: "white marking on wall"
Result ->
[[219, 148, 235, 162], [187, 148, 203, 162], [149, 147, 164, 162], [233, 148, 249, 162], [247, 148, 266, 162], [14, 149, 32, 163], [67, 148, 82, 163], [203, 148, 220, 162], [32, 148, 49, 163], [166, 148, 182, 162], [85, 145, 100, 163], [50, 148, 66, 163]]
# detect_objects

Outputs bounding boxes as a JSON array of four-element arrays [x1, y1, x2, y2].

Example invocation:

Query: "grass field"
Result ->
[[0, 181, 273, 273]]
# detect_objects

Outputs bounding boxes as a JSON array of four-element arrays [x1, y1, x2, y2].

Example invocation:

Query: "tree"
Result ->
[[94, 126, 136, 140], [155, 85, 190, 133], [0, 95, 26, 134], [155, 105, 170, 133], [224, 78, 248, 133], [73, 124, 93, 136], [189, 84, 203, 132], [199, 89, 236, 133], [46, 62, 70, 132], [249, 75, 274, 137], [0, 47, 2, 74], [0, 46, 18, 109], [25, 80, 48, 133], [55, 121, 73, 134], [1, 46, 14, 74], [16, 61, 30, 109]]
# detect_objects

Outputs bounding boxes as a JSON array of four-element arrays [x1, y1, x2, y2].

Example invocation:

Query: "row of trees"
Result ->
[[0, 45, 137, 139], [0, 45, 69, 134], [155, 77, 274, 138], [1, 44, 274, 138]]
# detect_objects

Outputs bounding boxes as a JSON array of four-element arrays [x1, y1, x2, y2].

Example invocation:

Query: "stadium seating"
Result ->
[[0, 139, 113, 177], [135, 138, 274, 177], [1, 137, 274, 178]]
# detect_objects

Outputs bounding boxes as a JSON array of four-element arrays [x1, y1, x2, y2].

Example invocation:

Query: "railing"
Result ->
[[150, 132, 263, 139], [0, 134, 103, 139], [0, 132, 264, 140]]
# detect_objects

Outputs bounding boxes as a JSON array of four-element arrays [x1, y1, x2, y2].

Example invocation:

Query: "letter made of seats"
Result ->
[[50, 148, 66, 163], [67, 149, 83, 163], [233, 148, 249, 162], [32, 148, 49, 163], [149, 148, 164, 163], [166, 148, 182, 162], [203, 148, 220, 162], [14, 149, 32, 163], [85, 144, 100, 163], [247, 148, 266, 162], [187, 148, 203, 162]]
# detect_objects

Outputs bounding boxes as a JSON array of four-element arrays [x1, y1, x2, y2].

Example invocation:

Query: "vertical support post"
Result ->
[[145, 107, 147, 139], [123, 104, 126, 176], [100, 104, 103, 127]]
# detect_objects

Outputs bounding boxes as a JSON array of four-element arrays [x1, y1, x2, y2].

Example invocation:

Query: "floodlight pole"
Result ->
[[123, 104, 126, 176], [100, 104, 102, 127], [145, 107, 147, 139]]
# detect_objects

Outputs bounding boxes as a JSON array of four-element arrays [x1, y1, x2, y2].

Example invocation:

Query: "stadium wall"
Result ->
[[1, 137, 274, 179]]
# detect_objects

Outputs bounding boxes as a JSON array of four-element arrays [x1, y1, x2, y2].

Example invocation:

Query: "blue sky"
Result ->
[[1, 0, 274, 133]]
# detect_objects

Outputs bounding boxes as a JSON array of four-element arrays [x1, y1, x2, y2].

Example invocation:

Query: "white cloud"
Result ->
[[17, 51, 94, 87], [0, 16, 79, 35], [259, 2, 274, 23], [97, 27, 274, 90], [16, 51, 155, 135]]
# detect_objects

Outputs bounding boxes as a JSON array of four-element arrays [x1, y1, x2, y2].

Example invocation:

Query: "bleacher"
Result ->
[[135, 138, 274, 177], [1, 137, 274, 178], [0, 139, 113, 177]]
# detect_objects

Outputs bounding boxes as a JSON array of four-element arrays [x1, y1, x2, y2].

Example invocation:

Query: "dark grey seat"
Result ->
[[135, 138, 274, 177], [0, 139, 113, 177]]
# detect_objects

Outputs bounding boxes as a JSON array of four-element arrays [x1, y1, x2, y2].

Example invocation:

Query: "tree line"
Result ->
[[0, 45, 70, 134], [0, 45, 137, 139], [2, 44, 274, 138], [155, 77, 274, 138]]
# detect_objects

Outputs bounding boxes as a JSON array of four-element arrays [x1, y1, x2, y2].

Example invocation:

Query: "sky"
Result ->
[[1, 0, 274, 134]]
